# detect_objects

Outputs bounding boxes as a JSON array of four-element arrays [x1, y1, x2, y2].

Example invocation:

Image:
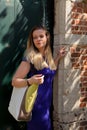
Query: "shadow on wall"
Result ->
[[0, 0, 54, 130]]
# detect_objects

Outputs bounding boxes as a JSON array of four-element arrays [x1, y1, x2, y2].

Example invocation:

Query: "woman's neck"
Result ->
[[39, 48, 45, 57]]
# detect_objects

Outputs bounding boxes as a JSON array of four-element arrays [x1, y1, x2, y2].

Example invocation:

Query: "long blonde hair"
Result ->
[[25, 26, 56, 70]]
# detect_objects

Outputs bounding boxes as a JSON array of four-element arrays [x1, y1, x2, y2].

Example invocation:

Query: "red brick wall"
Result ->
[[70, 45, 87, 129], [71, 1, 87, 34], [65, 1, 87, 129], [70, 45, 87, 107]]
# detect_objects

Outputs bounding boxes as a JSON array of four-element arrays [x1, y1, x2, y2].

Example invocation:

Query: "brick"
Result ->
[[80, 87, 85, 91], [81, 93, 87, 97], [77, 7, 83, 13], [81, 66, 87, 71], [72, 7, 78, 12], [75, 19, 81, 25], [82, 13, 87, 20], [71, 19, 75, 25], [83, 61, 87, 65], [85, 126, 87, 129], [81, 92, 87, 97], [81, 56, 87, 61], [72, 63, 80, 69], [80, 77, 87, 82], [71, 25, 79, 31], [84, 8, 87, 13], [71, 13, 82, 19], [70, 58, 76, 62], [76, 47, 81, 52], [81, 71, 87, 76], [80, 97, 87, 102], [71, 1, 87, 35], [71, 31, 82, 34], [80, 26, 87, 31], [77, 2, 83, 8], [70, 47, 76, 53], [79, 126, 84, 130], [82, 82, 87, 86], [79, 102, 86, 107], [81, 49, 87, 54], [71, 52, 81, 57], [80, 121, 87, 126]]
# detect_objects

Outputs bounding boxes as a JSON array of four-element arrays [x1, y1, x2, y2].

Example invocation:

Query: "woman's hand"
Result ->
[[57, 47, 66, 60], [54, 46, 66, 67], [28, 74, 44, 85]]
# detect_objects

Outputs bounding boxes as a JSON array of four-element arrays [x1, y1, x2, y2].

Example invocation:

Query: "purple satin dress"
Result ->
[[23, 58, 56, 130]]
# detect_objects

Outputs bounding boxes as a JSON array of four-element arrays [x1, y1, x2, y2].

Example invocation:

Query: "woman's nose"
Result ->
[[37, 37, 40, 40]]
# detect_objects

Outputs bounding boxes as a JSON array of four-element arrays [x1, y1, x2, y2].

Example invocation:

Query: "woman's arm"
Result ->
[[12, 61, 30, 88], [12, 61, 44, 88]]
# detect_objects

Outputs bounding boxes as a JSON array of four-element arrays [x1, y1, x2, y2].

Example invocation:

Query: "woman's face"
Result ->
[[32, 29, 47, 52]]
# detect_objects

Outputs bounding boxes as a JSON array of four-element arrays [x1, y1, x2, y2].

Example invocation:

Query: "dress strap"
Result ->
[[22, 57, 27, 61]]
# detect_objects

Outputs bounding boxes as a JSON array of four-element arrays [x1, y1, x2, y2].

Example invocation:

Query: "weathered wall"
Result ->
[[53, 0, 87, 129]]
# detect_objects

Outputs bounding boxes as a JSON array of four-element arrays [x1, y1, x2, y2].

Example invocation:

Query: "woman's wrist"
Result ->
[[26, 79, 31, 86], [56, 52, 61, 59]]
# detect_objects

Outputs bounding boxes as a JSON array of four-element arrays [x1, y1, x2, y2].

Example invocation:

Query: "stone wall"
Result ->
[[53, 0, 87, 129]]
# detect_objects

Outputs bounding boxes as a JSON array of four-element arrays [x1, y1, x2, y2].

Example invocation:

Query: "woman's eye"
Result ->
[[40, 35, 44, 38], [33, 35, 45, 40], [33, 37, 37, 40]]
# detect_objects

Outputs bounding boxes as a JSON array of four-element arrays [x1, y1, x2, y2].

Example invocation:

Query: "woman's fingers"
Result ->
[[59, 47, 66, 56], [35, 75, 44, 84], [29, 74, 44, 85]]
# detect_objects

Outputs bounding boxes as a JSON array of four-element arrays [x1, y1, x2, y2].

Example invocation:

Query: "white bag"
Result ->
[[8, 86, 31, 121], [8, 84, 38, 122]]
